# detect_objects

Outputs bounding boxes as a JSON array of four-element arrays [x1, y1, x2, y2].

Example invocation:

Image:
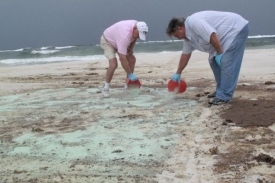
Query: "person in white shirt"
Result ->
[[100, 20, 148, 97], [166, 11, 249, 105]]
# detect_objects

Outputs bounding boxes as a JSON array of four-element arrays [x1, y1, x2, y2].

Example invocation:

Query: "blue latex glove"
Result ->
[[215, 53, 223, 67], [171, 73, 181, 83], [128, 73, 138, 81]]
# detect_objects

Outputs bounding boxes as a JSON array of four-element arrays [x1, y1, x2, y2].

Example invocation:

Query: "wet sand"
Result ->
[[0, 49, 275, 182]]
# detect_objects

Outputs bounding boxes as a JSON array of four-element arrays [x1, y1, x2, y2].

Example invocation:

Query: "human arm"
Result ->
[[210, 32, 223, 54], [210, 32, 223, 66], [118, 52, 137, 81], [118, 53, 132, 75], [176, 53, 192, 74], [127, 39, 137, 55], [172, 53, 192, 82]]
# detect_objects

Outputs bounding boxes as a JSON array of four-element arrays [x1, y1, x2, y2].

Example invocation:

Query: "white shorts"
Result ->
[[100, 35, 117, 60]]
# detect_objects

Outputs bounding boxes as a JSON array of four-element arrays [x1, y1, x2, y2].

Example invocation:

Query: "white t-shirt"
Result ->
[[182, 11, 249, 60], [103, 20, 137, 55]]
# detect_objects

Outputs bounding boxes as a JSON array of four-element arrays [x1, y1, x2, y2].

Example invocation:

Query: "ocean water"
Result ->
[[0, 35, 274, 67]]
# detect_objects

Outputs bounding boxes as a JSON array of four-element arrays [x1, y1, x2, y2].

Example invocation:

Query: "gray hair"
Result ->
[[166, 17, 186, 37]]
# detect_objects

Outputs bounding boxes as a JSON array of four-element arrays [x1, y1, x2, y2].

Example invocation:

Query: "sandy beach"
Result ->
[[0, 49, 275, 183]]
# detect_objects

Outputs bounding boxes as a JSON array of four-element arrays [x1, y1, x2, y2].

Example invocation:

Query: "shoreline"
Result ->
[[0, 42, 275, 67]]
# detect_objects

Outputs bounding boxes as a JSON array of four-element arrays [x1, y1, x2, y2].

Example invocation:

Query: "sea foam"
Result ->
[[0, 55, 105, 65]]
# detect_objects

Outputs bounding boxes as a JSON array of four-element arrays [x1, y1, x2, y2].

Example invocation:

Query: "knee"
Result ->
[[109, 62, 118, 70]]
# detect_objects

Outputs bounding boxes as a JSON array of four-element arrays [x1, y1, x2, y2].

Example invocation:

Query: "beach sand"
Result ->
[[0, 49, 275, 183]]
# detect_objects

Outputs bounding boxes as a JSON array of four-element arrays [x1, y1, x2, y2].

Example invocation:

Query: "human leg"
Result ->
[[105, 58, 118, 83], [209, 58, 221, 96], [100, 58, 117, 97], [100, 35, 118, 80], [216, 24, 249, 101], [100, 35, 118, 97]]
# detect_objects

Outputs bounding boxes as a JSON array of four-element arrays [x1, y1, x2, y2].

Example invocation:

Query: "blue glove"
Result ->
[[128, 73, 138, 81], [215, 53, 223, 67], [171, 74, 181, 83]]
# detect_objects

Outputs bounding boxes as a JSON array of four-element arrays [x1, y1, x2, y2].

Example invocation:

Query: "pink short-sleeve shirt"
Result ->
[[103, 20, 137, 55]]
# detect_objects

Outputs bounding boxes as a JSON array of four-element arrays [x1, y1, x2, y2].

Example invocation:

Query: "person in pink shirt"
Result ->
[[100, 20, 148, 97]]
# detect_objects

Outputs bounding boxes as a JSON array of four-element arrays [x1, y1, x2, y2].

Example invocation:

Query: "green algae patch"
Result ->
[[0, 86, 199, 180]]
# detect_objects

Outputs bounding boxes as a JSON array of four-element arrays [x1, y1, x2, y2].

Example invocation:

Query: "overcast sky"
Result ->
[[0, 0, 274, 50]]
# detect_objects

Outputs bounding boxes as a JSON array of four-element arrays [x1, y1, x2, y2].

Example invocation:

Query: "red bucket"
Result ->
[[168, 79, 187, 93], [126, 79, 142, 88]]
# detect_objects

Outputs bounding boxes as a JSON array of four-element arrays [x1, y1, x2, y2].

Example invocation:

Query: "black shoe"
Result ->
[[209, 97, 228, 106], [207, 92, 216, 98]]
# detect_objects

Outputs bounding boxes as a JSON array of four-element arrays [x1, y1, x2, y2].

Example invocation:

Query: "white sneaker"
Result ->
[[124, 84, 128, 90], [102, 87, 109, 97]]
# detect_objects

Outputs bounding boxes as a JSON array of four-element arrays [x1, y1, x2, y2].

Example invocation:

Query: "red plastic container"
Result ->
[[168, 79, 187, 93], [127, 79, 142, 88]]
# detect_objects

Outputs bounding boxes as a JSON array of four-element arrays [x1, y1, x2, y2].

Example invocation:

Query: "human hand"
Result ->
[[128, 73, 138, 81], [171, 74, 181, 83], [215, 53, 223, 67]]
